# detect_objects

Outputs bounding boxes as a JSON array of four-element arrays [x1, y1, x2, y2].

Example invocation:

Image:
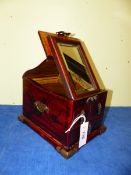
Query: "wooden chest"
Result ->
[[19, 31, 107, 158]]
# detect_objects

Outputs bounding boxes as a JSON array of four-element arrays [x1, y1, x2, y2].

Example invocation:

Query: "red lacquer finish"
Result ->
[[19, 31, 107, 158], [23, 78, 74, 147]]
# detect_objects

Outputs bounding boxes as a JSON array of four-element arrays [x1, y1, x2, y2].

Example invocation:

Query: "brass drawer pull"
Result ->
[[34, 101, 49, 113]]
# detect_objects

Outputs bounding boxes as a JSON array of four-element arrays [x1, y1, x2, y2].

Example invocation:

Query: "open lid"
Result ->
[[38, 31, 100, 100]]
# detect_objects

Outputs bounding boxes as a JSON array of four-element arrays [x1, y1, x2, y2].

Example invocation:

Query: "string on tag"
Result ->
[[65, 113, 86, 133]]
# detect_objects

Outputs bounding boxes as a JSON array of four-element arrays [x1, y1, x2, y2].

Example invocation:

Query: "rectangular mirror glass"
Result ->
[[57, 42, 96, 95]]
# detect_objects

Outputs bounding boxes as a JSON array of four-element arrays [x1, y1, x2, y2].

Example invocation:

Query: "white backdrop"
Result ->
[[0, 0, 131, 106]]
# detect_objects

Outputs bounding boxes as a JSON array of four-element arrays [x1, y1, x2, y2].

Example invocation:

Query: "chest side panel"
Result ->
[[67, 91, 107, 146], [23, 78, 73, 145]]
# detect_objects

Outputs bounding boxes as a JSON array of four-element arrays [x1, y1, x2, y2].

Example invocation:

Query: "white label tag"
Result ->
[[79, 122, 89, 148]]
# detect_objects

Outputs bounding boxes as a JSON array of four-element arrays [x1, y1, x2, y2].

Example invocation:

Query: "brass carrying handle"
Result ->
[[34, 101, 49, 113], [56, 31, 71, 37]]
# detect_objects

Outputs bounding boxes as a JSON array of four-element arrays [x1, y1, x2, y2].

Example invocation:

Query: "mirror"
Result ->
[[57, 42, 96, 94]]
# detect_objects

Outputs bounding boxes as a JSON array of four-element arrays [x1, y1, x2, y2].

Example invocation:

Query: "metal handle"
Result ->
[[86, 96, 102, 115], [56, 31, 71, 37], [86, 95, 97, 103], [34, 101, 49, 113], [97, 103, 102, 115]]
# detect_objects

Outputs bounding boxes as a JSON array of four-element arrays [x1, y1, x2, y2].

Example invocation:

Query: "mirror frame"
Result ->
[[47, 34, 100, 99]]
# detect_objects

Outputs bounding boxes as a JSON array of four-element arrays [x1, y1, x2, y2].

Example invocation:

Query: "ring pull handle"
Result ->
[[34, 101, 49, 113]]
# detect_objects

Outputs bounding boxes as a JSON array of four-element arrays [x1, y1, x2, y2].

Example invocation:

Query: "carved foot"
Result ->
[[18, 115, 25, 123], [56, 146, 78, 159], [99, 125, 107, 134]]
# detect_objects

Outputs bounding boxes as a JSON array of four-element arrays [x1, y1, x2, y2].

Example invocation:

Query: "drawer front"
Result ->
[[23, 80, 72, 144]]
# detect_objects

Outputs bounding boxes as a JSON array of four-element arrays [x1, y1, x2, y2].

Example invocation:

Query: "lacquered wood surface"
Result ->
[[20, 30, 108, 157], [23, 76, 107, 148]]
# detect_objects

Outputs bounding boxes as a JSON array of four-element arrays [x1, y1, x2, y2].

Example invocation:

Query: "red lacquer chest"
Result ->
[[19, 31, 107, 158]]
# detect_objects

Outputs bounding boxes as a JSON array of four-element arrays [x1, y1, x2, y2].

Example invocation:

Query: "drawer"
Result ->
[[23, 81, 72, 143]]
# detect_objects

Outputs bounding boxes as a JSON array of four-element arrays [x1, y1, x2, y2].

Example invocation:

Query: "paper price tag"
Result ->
[[79, 122, 89, 148]]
